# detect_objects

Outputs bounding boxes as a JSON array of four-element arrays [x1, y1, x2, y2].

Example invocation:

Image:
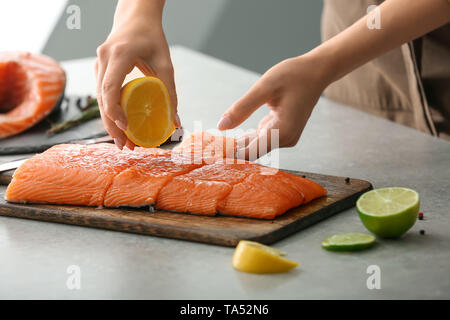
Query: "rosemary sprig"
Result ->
[[46, 97, 100, 134]]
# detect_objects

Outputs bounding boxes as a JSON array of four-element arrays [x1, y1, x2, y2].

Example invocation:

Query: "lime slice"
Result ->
[[357, 187, 420, 238], [321, 233, 376, 251], [232, 240, 299, 274]]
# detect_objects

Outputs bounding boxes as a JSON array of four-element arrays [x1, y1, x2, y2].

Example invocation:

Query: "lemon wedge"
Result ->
[[232, 240, 299, 274], [120, 76, 175, 148]]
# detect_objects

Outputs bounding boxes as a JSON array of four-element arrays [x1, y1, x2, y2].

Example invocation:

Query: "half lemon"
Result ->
[[120, 76, 175, 147]]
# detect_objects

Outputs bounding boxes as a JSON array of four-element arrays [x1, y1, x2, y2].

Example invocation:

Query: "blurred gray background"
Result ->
[[43, 0, 323, 74]]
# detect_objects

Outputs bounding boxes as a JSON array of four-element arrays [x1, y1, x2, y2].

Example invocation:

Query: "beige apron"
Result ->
[[322, 0, 450, 140]]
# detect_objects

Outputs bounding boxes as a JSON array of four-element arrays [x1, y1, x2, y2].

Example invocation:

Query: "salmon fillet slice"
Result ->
[[156, 161, 259, 215], [5, 144, 133, 206], [217, 167, 309, 219], [0, 52, 66, 139], [104, 151, 201, 207], [283, 173, 328, 203]]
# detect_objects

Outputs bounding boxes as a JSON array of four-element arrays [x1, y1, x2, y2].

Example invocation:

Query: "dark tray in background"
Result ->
[[0, 95, 106, 155]]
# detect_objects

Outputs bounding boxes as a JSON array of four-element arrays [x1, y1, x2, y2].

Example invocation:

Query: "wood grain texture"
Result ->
[[0, 170, 372, 247]]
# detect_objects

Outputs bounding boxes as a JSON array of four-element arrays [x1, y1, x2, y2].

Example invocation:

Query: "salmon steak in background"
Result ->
[[5, 132, 327, 219], [0, 52, 66, 139]]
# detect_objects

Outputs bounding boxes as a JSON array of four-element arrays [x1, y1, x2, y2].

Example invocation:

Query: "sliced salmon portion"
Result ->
[[0, 52, 66, 139], [104, 151, 201, 207], [156, 162, 259, 215], [5, 144, 133, 206], [217, 168, 308, 219], [283, 173, 328, 203]]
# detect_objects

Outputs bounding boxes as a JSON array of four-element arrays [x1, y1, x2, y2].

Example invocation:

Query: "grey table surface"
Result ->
[[0, 46, 449, 299]]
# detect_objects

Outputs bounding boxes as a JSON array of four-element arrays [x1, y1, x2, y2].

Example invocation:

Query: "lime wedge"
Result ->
[[357, 187, 420, 238], [321, 233, 376, 251]]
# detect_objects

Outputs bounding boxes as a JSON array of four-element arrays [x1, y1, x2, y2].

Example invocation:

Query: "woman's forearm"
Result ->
[[309, 0, 450, 85], [113, 0, 165, 30]]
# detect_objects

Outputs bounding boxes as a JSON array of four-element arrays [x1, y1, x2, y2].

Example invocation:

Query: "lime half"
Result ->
[[321, 233, 376, 251], [357, 187, 419, 238]]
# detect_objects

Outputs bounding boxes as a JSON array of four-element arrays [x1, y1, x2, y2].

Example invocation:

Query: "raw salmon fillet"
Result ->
[[156, 161, 260, 215], [104, 150, 201, 207], [0, 52, 66, 138], [6, 144, 136, 206], [5, 133, 327, 219], [217, 169, 309, 219]]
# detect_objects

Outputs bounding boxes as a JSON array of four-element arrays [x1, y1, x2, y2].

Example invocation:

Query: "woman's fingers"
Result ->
[[235, 113, 285, 161], [217, 81, 269, 131], [101, 50, 134, 129], [98, 107, 130, 150], [236, 128, 277, 161], [94, 57, 106, 112], [96, 57, 125, 149], [96, 45, 138, 150], [149, 55, 180, 128], [124, 139, 136, 150], [235, 131, 258, 160], [136, 60, 156, 77]]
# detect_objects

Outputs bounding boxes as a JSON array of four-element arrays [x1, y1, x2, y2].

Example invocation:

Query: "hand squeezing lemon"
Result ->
[[120, 76, 175, 148]]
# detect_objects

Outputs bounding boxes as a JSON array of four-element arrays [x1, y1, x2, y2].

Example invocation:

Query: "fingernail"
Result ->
[[217, 116, 232, 130], [114, 138, 124, 150], [175, 114, 181, 128], [115, 120, 127, 131], [125, 140, 135, 151]]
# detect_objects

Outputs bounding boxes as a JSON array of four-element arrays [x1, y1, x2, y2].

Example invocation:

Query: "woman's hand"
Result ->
[[95, 0, 179, 150], [217, 55, 329, 160], [218, 0, 450, 160]]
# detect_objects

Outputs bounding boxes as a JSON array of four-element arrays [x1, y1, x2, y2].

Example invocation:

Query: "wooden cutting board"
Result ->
[[0, 171, 372, 247]]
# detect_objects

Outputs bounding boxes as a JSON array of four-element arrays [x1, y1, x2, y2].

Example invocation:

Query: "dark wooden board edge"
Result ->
[[247, 183, 373, 245], [0, 202, 237, 245]]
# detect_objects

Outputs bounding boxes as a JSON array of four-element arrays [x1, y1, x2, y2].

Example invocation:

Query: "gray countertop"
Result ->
[[0, 46, 449, 299]]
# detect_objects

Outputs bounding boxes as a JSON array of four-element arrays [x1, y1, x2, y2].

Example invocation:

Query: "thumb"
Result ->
[[217, 81, 268, 130]]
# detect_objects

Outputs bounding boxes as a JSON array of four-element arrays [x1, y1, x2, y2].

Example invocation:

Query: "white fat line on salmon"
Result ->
[[179, 304, 214, 317]]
